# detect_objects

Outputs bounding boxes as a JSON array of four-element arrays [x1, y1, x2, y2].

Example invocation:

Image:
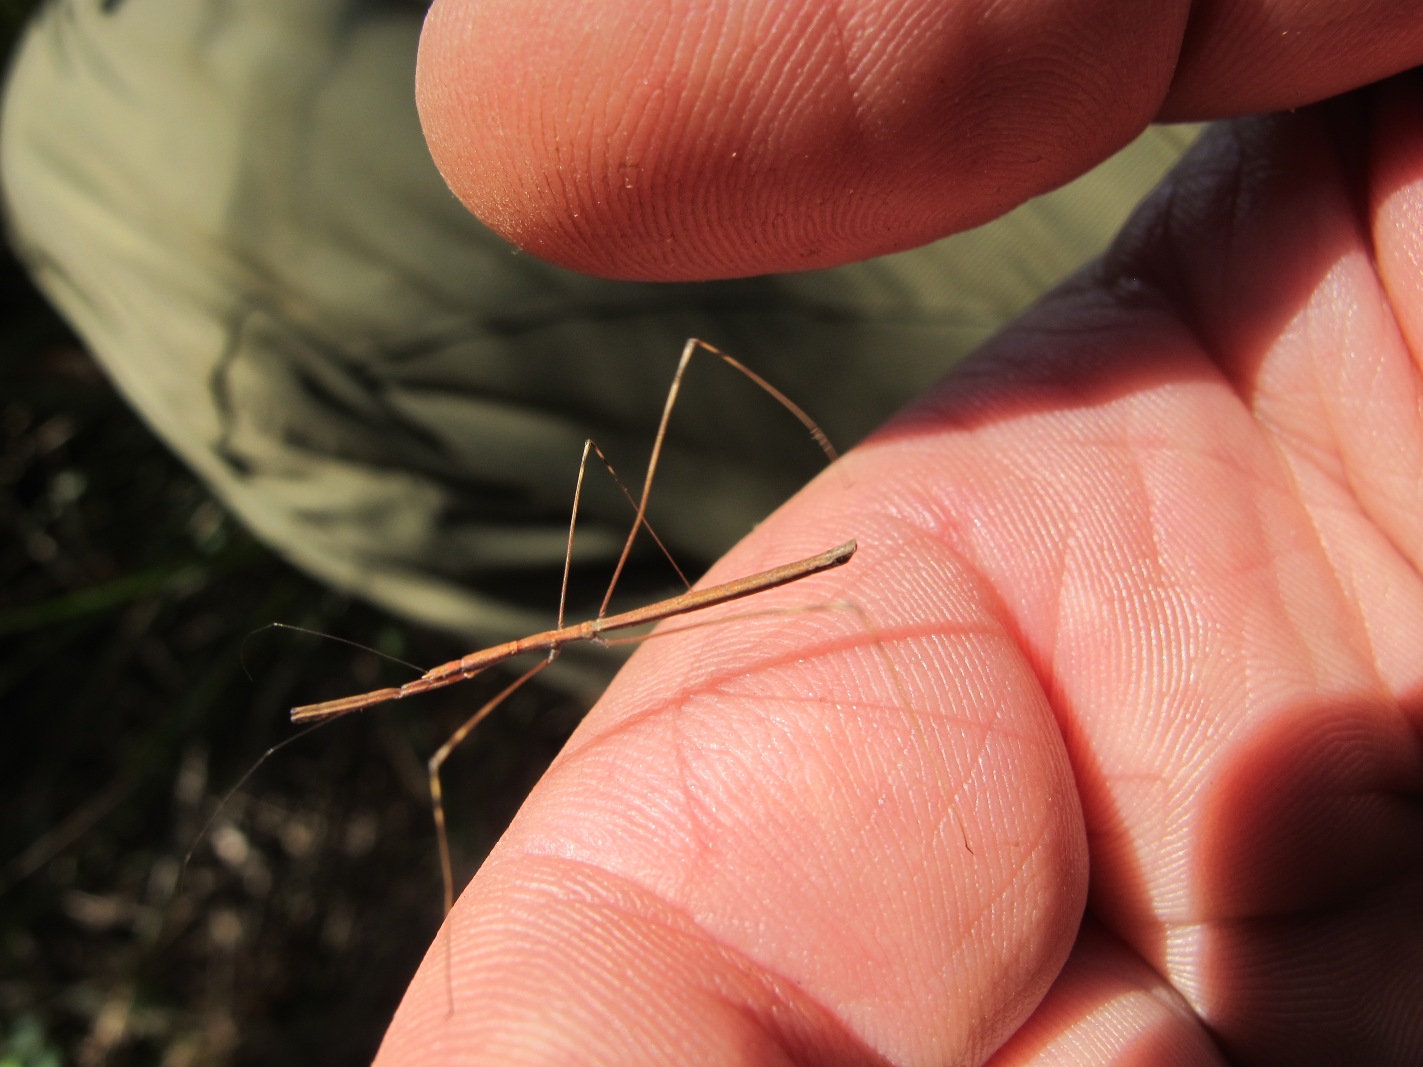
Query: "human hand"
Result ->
[[381, 3, 1423, 1063]]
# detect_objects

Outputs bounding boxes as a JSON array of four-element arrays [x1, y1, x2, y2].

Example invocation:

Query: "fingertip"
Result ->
[[416, 0, 1179, 280]]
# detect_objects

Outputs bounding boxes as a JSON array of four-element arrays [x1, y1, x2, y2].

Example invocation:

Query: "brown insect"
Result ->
[[289, 339, 854, 913]]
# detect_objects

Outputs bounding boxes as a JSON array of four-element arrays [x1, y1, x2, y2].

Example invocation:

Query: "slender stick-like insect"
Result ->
[[289, 339, 855, 914]]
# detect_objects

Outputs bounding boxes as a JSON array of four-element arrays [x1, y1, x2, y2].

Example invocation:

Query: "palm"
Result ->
[[971, 101, 1423, 1063], [385, 8, 1423, 1062]]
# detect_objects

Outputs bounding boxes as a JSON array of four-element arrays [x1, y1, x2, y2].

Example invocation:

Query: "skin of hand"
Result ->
[[380, 2, 1423, 1064]]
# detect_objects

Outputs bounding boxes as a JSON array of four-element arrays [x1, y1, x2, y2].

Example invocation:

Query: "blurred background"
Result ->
[[0, 6, 579, 1065], [0, 180, 576, 1067]]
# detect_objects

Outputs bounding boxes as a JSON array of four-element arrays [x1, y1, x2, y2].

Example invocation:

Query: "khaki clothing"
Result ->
[[2, 0, 1197, 688]]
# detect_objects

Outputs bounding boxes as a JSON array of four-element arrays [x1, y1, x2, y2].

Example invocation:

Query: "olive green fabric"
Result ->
[[2, 0, 1198, 689]]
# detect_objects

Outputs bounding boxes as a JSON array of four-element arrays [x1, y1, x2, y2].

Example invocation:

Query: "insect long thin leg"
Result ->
[[428, 659, 553, 915], [599, 338, 840, 619], [583, 439, 690, 591], [558, 441, 593, 632], [560, 438, 691, 635]]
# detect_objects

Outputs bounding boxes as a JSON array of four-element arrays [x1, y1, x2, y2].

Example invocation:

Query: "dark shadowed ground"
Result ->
[[0, 229, 580, 1067], [0, 10, 578, 1063]]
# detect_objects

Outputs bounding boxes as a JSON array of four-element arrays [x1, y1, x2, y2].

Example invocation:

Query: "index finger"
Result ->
[[415, 0, 1423, 279]]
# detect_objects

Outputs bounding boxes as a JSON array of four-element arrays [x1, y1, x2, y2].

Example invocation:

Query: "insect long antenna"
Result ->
[[179, 723, 327, 895], [261, 622, 425, 673]]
